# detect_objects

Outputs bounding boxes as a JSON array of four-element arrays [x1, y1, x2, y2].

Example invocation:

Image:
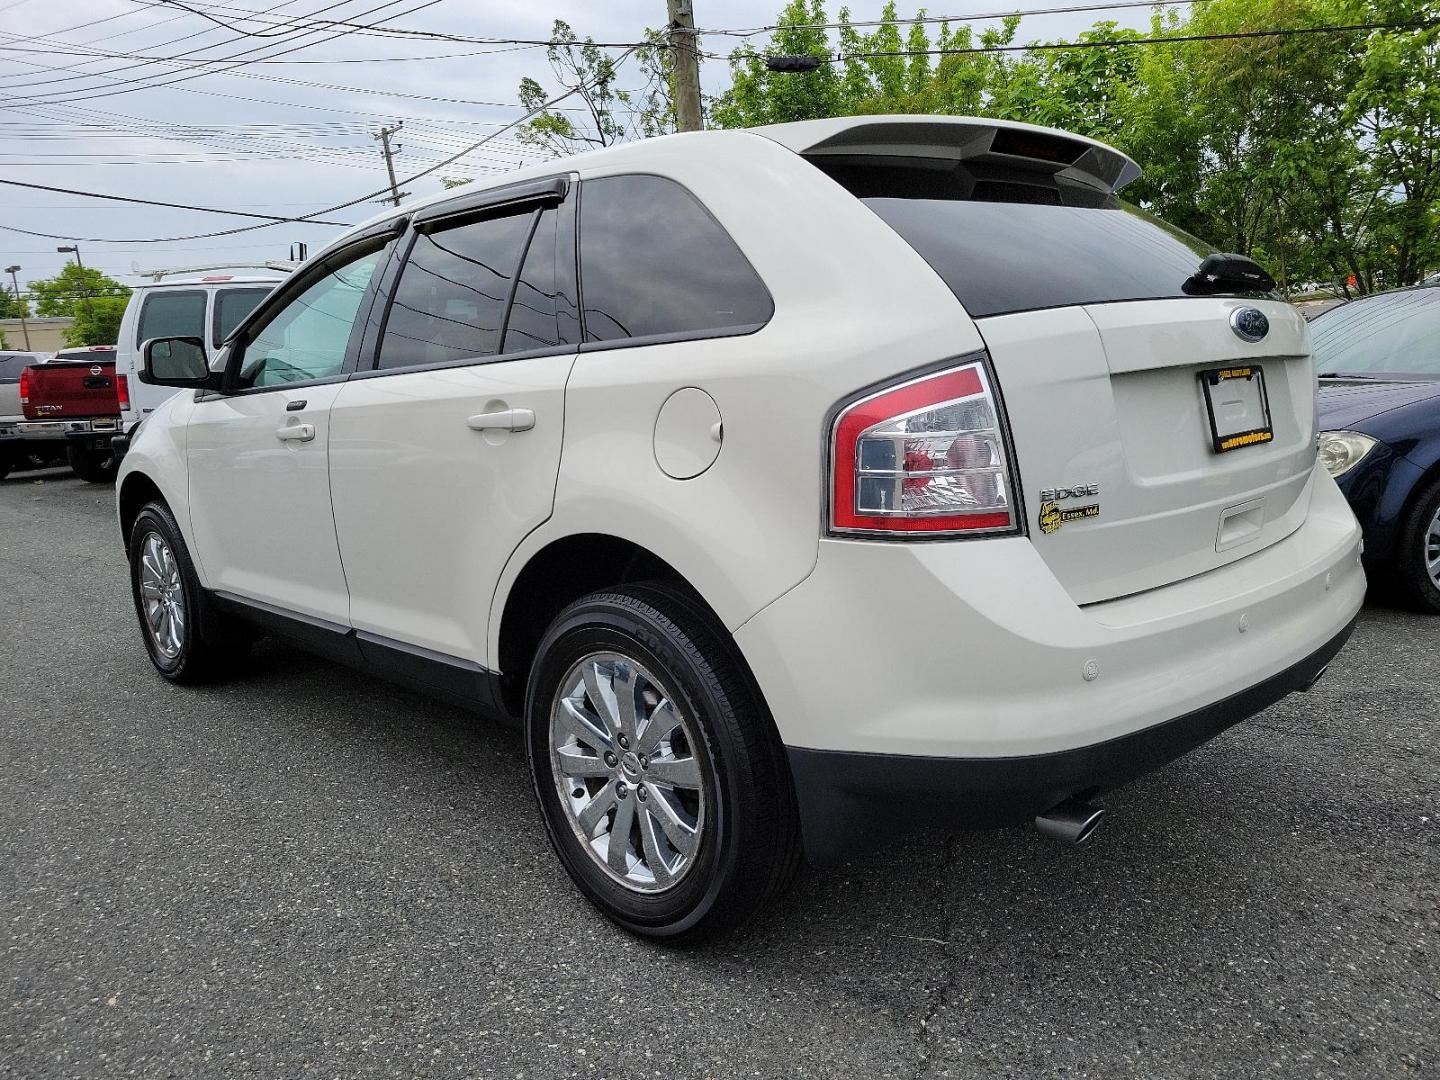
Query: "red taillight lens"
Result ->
[[18, 366, 29, 406], [830, 359, 1017, 536], [116, 374, 130, 411]]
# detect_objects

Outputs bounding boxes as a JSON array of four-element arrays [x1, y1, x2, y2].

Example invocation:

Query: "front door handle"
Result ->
[[275, 423, 315, 442], [467, 408, 535, 433]]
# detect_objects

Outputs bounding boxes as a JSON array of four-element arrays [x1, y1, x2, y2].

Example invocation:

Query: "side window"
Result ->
[[376, 210, 533, 371], [579, 175, 773, 343], [137, 290, 206, 349], [501, 207, 561, 354], [0, 355, 19, 383], [213, 288, 272, 348], [238, 246, 385, 389]]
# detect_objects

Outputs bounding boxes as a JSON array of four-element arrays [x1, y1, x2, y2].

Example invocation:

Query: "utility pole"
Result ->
[[666, 0, 703, 132], [5, 265, 31, 350], [372, 122, 408, 207]]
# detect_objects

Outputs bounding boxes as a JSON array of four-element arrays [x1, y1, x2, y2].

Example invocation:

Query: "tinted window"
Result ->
[[213, 287, 272, 347], [238, 245, 384, 388], [865, 199, 1224, 318], [502, 207, 561, 353], [579, 175, 772, 343], [1312, 290, 1440, 377], [137, 290, 206, 348], [0, 353, 40, 381], [377, 211, 532, 370]]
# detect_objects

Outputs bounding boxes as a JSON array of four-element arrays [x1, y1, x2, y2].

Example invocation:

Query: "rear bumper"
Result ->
[[734, 463, 1365, 863], [18, 417, 120, 440], [787, 617, 1354, 864]]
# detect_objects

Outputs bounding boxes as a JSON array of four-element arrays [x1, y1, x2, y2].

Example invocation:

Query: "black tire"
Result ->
[[1393, 476, 1440, 613], [525, 582, 801, 943], [127, 501, 250, 682], [66, 442, 117, 484], [0, 454, 10, 482]]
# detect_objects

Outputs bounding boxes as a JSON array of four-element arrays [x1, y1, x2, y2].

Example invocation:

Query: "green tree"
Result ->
[[516, 20, 674, 158], [26, 264, 131, 346]]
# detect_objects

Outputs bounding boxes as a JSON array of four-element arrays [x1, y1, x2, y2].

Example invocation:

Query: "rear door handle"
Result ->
[[275, 423, 315, 442], [467, 408, 535, 433]]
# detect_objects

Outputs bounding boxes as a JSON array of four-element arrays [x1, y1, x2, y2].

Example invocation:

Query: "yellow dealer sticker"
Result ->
[[1038, 499, 1100, 535]]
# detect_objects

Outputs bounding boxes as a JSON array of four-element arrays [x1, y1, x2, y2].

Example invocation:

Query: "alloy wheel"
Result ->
[[1427, 503, 1440, 589], [138, 532, 185, 659], [548, 652, 707, 893]]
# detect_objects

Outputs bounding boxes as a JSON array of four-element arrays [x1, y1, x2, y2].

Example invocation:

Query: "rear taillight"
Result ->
[[18, 366, 29, 406], [829, 358, 1018, 537], [116, 374, 130, 411]]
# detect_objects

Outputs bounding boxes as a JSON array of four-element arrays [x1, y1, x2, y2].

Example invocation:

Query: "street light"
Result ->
[[56, 244, 83, 270], [4, 264, 31, 350]]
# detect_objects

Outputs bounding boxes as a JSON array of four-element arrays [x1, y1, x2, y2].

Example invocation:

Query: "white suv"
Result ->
[[118, 117, 1365, 941]]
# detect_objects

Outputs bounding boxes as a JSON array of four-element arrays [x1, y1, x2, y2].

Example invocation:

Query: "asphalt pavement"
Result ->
[[2, 469, 1437, 1079]]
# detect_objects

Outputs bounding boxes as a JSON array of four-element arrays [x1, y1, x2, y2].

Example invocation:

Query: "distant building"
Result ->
[[0, 316, 74, 353]]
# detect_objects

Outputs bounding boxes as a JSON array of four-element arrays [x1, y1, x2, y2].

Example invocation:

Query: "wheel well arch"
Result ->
[[495, 533, 721, 718], [117, 471, 166, 543]]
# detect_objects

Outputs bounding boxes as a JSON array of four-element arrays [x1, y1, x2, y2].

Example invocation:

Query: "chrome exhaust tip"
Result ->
[[1035, 798, 1105, 845]]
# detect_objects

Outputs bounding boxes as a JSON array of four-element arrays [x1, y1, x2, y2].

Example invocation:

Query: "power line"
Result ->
[[1, 0, 442, 103], [0, 177, 355, 224], [0, 47, 641, 244]]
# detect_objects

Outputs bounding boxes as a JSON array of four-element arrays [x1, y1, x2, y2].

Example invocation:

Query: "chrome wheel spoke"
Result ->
[[636, 698, 681, 756], [548, 650, 708, 893], [556, 698, 612, 755], [644, 785, 699, 857], [607, 793, 636, 874], [576, 783, 618, 838], [645, 754, 701, 789], [636, 805, 674, 888], [554, 745, 611, 778], [581, 661, 619, 735]]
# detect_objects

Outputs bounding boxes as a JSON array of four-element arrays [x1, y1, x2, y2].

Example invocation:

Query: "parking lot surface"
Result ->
[[2, 470, 1437, 1079]]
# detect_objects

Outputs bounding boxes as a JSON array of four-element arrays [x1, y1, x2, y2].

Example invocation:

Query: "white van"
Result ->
[[114, 271, 286, 453]]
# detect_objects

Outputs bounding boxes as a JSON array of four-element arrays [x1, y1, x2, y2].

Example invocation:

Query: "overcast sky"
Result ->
[[0, 0, 1164, 291]]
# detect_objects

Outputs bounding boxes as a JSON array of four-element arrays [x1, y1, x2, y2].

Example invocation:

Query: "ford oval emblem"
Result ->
[[1230, 307, 1269, 343]]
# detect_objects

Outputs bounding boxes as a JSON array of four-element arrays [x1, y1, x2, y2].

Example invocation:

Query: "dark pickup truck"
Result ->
[[19, 345, 123, 482]]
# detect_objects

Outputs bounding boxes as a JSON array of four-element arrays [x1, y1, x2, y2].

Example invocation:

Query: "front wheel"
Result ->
[[525, 584, 801, 942], [67, 442, 117, 484], [127, 501, 250, 682]]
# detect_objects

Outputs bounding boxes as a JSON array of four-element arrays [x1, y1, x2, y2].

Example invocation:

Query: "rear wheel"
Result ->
[[1395, 477, 1440, 613], [525, 583, 801, 942], [127, 501, 250, 681], [67, 442, 117, 484]]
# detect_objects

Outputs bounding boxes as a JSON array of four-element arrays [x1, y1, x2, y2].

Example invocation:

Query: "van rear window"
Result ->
[[864, 198, 1224, 318]]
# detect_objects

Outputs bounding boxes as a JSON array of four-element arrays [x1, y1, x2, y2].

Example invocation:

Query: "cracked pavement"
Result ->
[[3, 470, 1438, 1079]]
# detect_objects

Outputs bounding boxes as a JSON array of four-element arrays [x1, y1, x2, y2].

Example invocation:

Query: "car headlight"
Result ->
[[1317, 430, 1377, 477]]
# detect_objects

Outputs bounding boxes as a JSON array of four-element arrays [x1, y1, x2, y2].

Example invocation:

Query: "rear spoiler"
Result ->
[[754, 116, 1141, 195]]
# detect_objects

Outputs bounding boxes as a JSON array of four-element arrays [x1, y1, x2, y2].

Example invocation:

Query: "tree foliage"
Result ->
[[705, 0, 1440, 294], [26, 264, 131, 346], [516, 20, 676, 158]]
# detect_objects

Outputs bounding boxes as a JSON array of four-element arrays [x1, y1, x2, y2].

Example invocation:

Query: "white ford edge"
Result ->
[[118, 116, 1365, 941]]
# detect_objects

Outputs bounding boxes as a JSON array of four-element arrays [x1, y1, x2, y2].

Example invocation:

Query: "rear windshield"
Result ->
[[864, 198, 1224, 318], [1311, 289, 1440, 377], [54, 349, 115, 362]]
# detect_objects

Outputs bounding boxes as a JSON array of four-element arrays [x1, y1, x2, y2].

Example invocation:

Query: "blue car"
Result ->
[[1312, 285, 1440, 612]]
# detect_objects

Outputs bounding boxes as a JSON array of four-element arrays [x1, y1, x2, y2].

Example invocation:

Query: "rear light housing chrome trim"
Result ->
[[826, 352, 1026, 540]]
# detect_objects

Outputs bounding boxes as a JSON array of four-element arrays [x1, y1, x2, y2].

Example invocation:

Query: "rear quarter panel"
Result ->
[[488, 131, 987, 658]]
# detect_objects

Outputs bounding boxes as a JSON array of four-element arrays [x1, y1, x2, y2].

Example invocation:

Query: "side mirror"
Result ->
[[139, 336, 221, 389], [1182, 253, 1277, 296]]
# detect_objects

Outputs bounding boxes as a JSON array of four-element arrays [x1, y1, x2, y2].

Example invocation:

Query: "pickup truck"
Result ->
[[0, 350, 65, 480], [19, 345, 122, 482]]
